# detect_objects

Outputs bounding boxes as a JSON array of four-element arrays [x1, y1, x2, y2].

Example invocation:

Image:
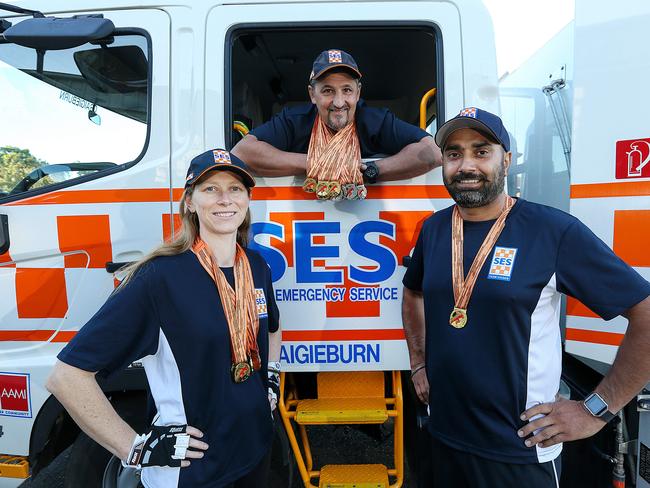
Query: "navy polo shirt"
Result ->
[[403, 198, 650, 464], [58, 249, 280, 487], [249, 99, 430, 157]]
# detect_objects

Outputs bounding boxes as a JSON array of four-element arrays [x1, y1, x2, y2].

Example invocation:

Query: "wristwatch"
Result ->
[[583, 392, 616, 422], [362, 160, 380, 184]]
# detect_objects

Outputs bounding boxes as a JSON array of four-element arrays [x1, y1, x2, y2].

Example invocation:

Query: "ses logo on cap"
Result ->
[[0, 372, 32, 418], [255, 288, 268, 318], [328, 50, 342, 63], [459, 107, 478, 118], [212, 150, 231, 164], [488, 247, 517, 281]]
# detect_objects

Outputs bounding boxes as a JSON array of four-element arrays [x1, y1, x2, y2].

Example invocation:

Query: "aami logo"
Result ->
[[616, 138, 650, 179], [0, 373, 31, 418]]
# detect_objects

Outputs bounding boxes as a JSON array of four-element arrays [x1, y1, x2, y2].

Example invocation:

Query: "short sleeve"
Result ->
[[377, 111, 431, 155], [265, 264, 280, 333], [57, 264, 160, 378], [556, 220, 650, 320], [402, 225, 426, 292], [249, 109, 293, 152]]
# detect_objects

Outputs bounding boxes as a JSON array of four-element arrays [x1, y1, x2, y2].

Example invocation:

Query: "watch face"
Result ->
[[584, 393, 608, 416], [365, 165, 378, 178]]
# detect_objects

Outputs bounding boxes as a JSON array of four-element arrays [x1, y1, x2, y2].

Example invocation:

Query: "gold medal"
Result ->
[[303, 177, 317, 193], [449, 307, 468, 328], [232, 360, 252, 383], [316, 180, 330, 199], [450, 196, 515, 329]]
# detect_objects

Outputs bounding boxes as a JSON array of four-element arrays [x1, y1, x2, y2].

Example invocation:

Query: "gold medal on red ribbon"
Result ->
[[191, 239, 261, 383], [232, 359, 252, 383], [449, 307, 468, 329], [303, 177, 317, 193], [450, 196, 515, 329]]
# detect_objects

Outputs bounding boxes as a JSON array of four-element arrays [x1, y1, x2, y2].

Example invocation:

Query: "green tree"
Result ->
[[0, 146, 46, 194]]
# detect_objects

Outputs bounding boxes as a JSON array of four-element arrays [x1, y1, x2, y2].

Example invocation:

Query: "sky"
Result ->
[[483, 0, 575, 77]]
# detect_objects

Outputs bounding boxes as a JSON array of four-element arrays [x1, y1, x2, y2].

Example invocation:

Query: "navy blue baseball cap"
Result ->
[[435, 107, 510, 152], [185, 149, 255, 188], [309, 49, 362, 82]]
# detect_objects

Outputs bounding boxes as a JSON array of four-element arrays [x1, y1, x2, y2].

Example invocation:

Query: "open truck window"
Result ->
[[0, 32, 150, 200], [227, 25, 441, 148]]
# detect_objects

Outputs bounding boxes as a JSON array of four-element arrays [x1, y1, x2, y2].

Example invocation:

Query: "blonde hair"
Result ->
[[118, 180, 252, 288]]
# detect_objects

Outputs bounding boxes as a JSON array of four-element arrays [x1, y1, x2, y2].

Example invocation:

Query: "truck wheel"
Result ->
[[103, 455, 140, 488], [63, 432, 113, 487]]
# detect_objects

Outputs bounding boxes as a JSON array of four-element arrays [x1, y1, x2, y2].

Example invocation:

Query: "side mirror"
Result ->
[[2, 15, 114, 50]]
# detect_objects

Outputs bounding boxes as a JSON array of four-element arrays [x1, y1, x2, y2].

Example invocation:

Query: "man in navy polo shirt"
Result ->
[[232, 49, 441, 183], [402, 107, 650, 486]]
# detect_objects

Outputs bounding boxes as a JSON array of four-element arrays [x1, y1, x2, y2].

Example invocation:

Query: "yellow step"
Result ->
[[296, 397, 388, 424], [0, 455, 29, 479], [295, 371, 388, 424], [319, 464, 389, 488]]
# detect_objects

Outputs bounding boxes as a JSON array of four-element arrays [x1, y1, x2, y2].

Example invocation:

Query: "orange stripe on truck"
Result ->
[[0, 329, 404, 343], [565, 328, 624, 346], [565, 297, 600, 318], [613, 210, 650, 267], [6, 185, 450, 205], [282, 329, 406, 342], [0, 330, 76, 342], [571, 181, 650, 198]]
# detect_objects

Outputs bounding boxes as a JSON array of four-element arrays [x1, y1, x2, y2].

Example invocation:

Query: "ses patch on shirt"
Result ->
[[488, 246, 518, 281], [255, 288, 268, 318]]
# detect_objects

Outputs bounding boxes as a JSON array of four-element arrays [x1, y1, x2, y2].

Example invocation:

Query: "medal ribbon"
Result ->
[[306, 115, 363, 185], [191, 239, 261, 370], [451, 196, 515, 314]]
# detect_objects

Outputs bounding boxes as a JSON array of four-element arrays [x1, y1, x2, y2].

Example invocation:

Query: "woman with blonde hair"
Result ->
[[47, 149, 282, 488]]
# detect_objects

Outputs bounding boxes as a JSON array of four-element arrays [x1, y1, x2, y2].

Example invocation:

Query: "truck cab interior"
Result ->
[[228, 25, 441, 147]]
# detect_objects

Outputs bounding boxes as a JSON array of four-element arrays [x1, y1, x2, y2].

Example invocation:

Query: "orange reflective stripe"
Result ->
[[565, 328, 624, 346], [613, 210, 650, 267], [566, 297, 599, 318], [5, 188, 172, 206], [58, 215, 113, 269], [5, 185, 450, 206], [16, 268, 68, 319], [282, 329, 405, 342], [0, 330, 76, 342], [571, 181, 650, 198], [162, 213, 182, 242]]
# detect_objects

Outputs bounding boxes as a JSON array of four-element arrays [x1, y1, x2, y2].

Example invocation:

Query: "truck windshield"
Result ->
[[0, 33, 149, 198]]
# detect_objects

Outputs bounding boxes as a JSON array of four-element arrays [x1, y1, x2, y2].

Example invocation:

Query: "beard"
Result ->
[[443, 160, 506, 208], [326, 107, 351, 131]]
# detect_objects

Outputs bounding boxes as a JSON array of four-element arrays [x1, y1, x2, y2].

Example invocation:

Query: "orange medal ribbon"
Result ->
[[305, 116, 365, 199], [191, 239, 260, 382], [450, 196, 515, 329]]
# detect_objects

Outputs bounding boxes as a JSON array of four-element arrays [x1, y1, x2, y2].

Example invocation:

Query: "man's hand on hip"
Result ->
[[518, 397, 608, 448], [411, 368, 429, 405]]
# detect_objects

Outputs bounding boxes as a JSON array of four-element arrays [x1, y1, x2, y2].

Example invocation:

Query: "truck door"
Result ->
[[0, 8, 169, 457]]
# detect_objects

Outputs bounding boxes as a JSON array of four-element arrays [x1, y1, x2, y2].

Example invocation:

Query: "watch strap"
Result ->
[[599, 409, 616, 423]]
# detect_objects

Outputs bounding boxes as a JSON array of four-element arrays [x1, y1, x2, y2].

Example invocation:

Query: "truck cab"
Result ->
[[0, 1, 498, 486]]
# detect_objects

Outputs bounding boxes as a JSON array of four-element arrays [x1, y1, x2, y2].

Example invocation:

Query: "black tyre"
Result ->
[[63, 432, 112, 488]]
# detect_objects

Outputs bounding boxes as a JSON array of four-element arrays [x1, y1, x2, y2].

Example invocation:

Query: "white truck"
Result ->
[[500, 1, 650, 486], [0, 0, 648, 487], [0, 1, 497, 486]]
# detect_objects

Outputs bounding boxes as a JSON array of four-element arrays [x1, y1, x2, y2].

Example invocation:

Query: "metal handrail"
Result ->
[[419, 88, 437, 129]]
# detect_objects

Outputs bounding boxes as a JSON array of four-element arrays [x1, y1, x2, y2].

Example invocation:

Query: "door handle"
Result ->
[[0, 214, 9, 254]]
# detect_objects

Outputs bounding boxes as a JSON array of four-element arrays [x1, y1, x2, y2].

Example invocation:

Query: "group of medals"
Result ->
[[303, 178, 368, 200], [303, 115, 367, 200]]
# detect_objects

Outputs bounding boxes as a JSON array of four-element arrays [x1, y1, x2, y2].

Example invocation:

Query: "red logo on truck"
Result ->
[[616, 138, 650, 179], [0, 373, 31, 418]]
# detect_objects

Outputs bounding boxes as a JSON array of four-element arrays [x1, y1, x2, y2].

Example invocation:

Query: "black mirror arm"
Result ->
[[0, 2, 44, 17]]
